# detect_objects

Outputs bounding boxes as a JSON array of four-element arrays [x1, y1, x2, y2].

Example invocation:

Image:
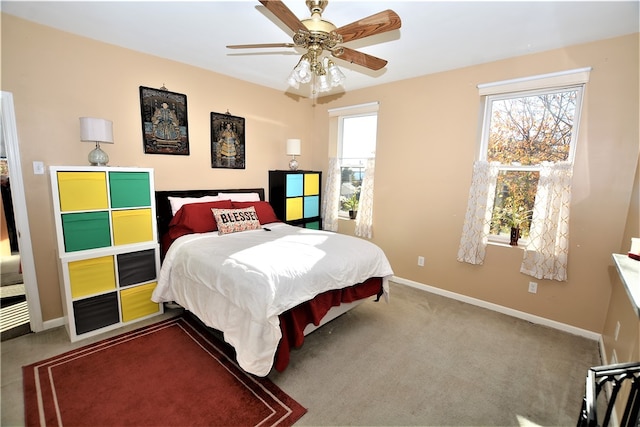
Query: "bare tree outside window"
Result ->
[[483, 89, 579, 240]]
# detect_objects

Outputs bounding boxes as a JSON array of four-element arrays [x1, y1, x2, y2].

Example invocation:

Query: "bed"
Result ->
[[152, 188, 393, 376]]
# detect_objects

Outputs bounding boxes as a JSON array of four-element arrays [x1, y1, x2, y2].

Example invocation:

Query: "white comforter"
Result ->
[[152, 223, 393, 376]]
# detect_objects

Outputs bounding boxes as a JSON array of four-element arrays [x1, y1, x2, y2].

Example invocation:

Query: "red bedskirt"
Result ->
[[274, 277, 383, 372]]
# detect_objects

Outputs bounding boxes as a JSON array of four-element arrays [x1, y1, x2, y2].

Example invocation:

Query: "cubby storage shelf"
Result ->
[[269, 170, 322, 229], [50, 166, 163, 342]]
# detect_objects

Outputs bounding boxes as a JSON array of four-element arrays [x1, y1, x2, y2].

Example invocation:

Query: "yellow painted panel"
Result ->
[[58, 172, 108, 211], [304, 173, 320, 196], [121, 282, 159, 322], [68, 256, 116, 298], [286, 197, 303, 221], [112, 209, 153, 245]]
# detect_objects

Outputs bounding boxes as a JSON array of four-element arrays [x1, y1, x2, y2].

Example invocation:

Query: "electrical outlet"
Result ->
[[528, 281, 538, 294], [615, 321, 621, 341], [417, 256, 425, 267]]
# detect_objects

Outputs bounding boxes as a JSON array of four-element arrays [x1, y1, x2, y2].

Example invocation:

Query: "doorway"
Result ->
[[0, 91, 42, 339], [1, 156, 29, 340]]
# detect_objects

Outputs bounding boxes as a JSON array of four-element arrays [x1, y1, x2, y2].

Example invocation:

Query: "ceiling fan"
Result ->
[[227, 0, 401, 94]]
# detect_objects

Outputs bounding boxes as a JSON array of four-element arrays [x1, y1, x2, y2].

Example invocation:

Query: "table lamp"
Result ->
[[287, 138, 301, 171], [80, 117, 113, 166]]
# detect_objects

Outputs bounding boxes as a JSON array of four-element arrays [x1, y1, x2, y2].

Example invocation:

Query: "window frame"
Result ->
[[329, 102, 379, 219], [477, 80, 586, 245]]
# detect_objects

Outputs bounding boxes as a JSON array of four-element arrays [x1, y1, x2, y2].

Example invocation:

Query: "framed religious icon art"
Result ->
[[210, 111, 245, 169], [139, 86, 190, 155]]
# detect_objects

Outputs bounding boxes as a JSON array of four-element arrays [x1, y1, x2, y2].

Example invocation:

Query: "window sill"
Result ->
[[487, 236, 529, 249]]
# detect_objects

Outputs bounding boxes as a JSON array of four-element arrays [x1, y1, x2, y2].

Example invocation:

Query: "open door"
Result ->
[[1, 91, 42, 334]]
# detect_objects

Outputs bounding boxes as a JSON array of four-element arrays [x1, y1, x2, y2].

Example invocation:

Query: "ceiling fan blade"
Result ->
[[336, 10, 401, 43], [333, 47, 387, 71], [227, 43, 295, 49], [258, 0, 307, 33]]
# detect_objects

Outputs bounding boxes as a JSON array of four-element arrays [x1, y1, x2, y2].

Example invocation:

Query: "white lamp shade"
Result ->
[[80, 117, 114, 143], [286, 139, 301, 156]]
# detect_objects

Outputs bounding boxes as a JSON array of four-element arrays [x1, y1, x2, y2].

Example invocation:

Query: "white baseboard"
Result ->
[[42, 316, 65, 330], [392, 276, 601, 341], [40, 279, 602, 345]]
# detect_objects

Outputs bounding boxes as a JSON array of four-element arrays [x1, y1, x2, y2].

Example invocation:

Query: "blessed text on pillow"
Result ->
[[212, 206, 262, 235]]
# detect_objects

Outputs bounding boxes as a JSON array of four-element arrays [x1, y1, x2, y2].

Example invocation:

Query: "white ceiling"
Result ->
[[2, 1, 639, 98]]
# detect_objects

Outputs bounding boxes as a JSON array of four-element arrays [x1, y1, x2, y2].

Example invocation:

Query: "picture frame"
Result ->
[[210, 112, 245, 169], [139, 86, 189, 155]]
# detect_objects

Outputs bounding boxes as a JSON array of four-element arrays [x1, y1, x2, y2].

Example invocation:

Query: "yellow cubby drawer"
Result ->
[[285, 197, 303, 221], [68, 256, 116, 299], [111, 209, 153, 245], [120, 282, 159, 322], [57, 172, 109, 212], [303, 173, 320, 196]]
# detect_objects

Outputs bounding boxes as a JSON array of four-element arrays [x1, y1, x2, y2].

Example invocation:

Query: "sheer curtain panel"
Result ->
[[457, 161, 500, 264], [322, 157, 341, 231], [355, 158, 376, 238], [520, 162, 573, 281]]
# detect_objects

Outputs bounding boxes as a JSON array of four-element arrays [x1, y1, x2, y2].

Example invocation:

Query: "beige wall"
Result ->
[[1, 14, 314, 321], [312, 33, 639, 334], [2, 14, 638, 335]]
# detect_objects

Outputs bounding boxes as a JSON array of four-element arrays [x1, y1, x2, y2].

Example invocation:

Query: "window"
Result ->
[[337, 111, 377, 217], [478, 69, 589, 244]]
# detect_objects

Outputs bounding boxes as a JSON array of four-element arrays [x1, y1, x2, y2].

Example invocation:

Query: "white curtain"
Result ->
[[520, 162, 573, 281], [355, 158, 376, 238], [457, 161, 500, 264], [322, 157, 341, 232]]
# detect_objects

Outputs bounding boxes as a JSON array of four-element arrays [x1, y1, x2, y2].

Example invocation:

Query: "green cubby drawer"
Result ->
[[109, 172, 151, 208], [304, 220, 321, 230], [61, 211, 111, 252], [117, 249, 156, 287], [73, 292, 119, 335]]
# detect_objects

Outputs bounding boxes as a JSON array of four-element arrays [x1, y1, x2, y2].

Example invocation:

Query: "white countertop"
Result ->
[[613, 253, 640, 317]]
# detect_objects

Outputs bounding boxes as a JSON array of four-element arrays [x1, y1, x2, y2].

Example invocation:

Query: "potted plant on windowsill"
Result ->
[[344, 192, 359, 220], [498, 205, 532, 246]]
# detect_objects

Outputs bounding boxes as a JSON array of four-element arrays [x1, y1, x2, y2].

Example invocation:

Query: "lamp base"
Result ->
[[289, 157, 299, 171], [88, 145, 109, 166]]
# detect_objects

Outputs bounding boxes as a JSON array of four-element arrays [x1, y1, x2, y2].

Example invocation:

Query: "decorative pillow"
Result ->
[[168, 195, 223, 216], [216, 192, 261, 202], [212, 206, 262, 235], [231, 201, 281, 225], [168, 199, 234, 237]]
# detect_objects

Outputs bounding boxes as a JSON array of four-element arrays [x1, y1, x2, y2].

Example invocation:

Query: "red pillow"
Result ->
[[231, 201, 281, 225], [168, 199, 233, 236]]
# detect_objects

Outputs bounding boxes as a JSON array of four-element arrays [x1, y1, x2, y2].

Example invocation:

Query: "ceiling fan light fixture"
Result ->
[[316, 72, 331, 93], [292, 56, 312, 84], [287, 70, 300, 89], [327, 59, 345, 86]]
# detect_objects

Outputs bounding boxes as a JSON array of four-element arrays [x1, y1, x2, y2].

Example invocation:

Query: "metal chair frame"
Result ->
[[578, 361, 640, 427]]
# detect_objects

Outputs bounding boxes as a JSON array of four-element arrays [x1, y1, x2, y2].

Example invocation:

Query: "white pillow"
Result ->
[[168, 195, 223, 216], [216, 192, 261, 202]]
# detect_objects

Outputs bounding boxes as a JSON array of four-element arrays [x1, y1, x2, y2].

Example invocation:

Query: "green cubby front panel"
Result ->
[[73, 292, 119, 335], [109, 172, 151, 208], [303, 195, 320, 218], [305, 221, 320, 230], [61, 211, 111, 252], [285, 174, 304, 197]]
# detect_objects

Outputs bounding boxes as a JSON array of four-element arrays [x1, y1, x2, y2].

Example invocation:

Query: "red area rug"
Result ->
[[23, 315, 306, 426]]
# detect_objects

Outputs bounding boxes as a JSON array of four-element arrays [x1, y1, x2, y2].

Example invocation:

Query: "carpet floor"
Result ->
[[23, 315, 306, 426]]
